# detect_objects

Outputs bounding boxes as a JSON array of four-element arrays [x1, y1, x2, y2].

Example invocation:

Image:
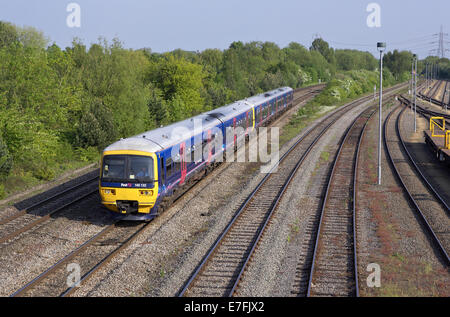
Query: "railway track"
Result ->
[[430, 81, 442, 101], [384, 105, 450, 264], [11, 220, 148, 297], [6, 83, 408, 297], [302, 106, 375, 297], [177, 84, 405, 297], [0, 175, 99, 245], [441, 81, 448, 106], [6, 85, 324, 297], [399, 95, 450, 130], [293, 84, 326, 105], [419, 80, 450, 109], [397, 99, 450, 211]]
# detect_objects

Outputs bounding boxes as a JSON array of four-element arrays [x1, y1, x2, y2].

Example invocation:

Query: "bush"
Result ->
[[75, 146, 100, 163], [32, 164, 55, 181], [0, 134, 12, 178], [74, 100, 117, 149], [0, 183, 5, 199]]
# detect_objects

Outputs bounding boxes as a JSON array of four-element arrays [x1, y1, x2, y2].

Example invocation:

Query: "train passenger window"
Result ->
[[190, 145, 196, 163], [174, 153, 180, 173], [190, 142, 201, 163], [166, 157, 173, 177]]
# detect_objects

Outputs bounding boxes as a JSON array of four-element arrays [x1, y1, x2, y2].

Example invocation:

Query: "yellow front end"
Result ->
[[99, 150, 159, 215]]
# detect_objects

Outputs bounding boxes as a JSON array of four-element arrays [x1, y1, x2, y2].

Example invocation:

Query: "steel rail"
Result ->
[[179, 84, 407, 297], [397, 98, 450, 214], [178, 90, 389, 297], [228, 101, 372, 297], [352, 110, 377, 297], [0, 188, 98, 245], [7, 86, 327, 297], [11, 85, 325, 296], [10, 222, 117, 297], [61, 222, 150, 297], [0, 175, 99, 226], [305, 106, 375, 297], [441, 81, 448, 106], [179, 102, 359, 297], [384, 106, 450, 265]]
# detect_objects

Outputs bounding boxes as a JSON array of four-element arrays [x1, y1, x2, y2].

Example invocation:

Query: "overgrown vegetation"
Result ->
[[280, 68, 398, 146], [0, 22, 414, 199]]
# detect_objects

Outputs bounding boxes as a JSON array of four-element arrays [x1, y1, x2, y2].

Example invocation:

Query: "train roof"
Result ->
[[203, 99, 253, 123], [103, 113, 221, 153], [103, 86, 293, 154], [245, 86, 293, 105]]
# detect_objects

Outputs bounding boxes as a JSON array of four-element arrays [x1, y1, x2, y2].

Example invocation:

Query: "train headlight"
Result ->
[[139, 190, 153, 196], [103, 189, 116, 195]]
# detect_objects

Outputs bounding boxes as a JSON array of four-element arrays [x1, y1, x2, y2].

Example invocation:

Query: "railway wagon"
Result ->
[[423, 130, 450, 165], [99, 87, 293, 220]]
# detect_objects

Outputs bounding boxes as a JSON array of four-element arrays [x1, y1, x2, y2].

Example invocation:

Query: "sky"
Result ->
[[1, 0, 449, 58]]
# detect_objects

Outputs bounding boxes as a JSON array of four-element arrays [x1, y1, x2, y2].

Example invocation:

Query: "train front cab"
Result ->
[[99, 150, 159, 218]]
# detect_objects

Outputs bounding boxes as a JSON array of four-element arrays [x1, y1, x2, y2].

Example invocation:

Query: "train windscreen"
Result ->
[[102, 155, 154, 183]]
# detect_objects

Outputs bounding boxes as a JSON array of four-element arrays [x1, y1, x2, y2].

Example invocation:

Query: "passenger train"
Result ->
[[100, 87, 294, 220]]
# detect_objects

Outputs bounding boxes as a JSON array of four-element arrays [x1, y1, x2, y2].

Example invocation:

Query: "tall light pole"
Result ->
[[430, 63, 433, 103], [377, 42, 386, 186], [413, 54, 417, 133]]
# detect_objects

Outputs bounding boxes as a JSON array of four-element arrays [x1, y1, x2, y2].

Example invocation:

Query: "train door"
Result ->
[[207, 129, 212, 164], [180, 142, 186, 185], [159, 155, 165, 188], [245, 111, 249, 134]]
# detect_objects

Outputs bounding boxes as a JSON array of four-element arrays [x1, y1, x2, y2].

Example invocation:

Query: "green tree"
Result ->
[[148, 54, 206, 120], [0, 21, 18, 48], [383, 50, 413, 80], [310, 38, 336, 66]]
